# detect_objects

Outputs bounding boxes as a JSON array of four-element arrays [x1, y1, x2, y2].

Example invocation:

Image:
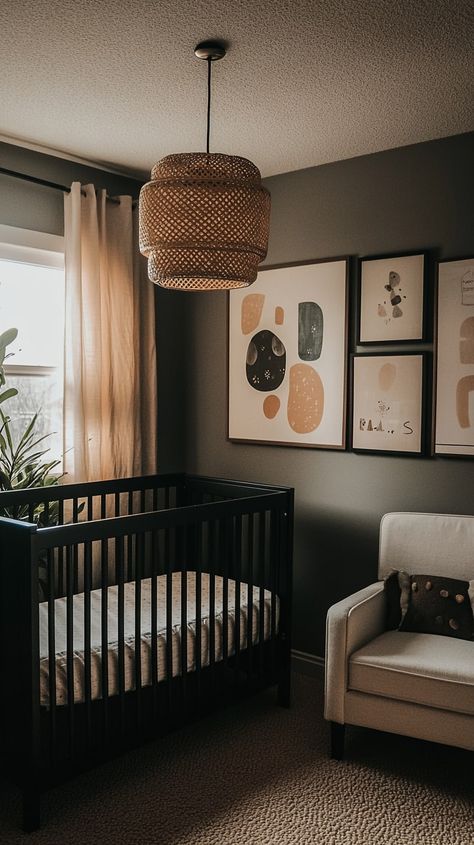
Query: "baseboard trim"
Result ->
[[292, 649, 325, 677]]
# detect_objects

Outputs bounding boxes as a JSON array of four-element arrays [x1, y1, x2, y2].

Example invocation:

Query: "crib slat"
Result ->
[[151, 529, 159, 717], [117, 536, 125, 730], [58, 501, 64, 595], [87, 495, 93, 521], [166, 539, 173, 714], [101, 531, 109, 739], [73, 499, 79, 593], [84, 541, 92, 744], [135, 533, 142, 728], [209, 520, 216, 687], [180, 530, 188, 706], [195, 523, 202, 701], [259, 511, 266, 675], [247, 513, 254, 676], [270, 509, 278, 675], [234, 515, 242, 684], [47, 549, 56, 762], [222, 519, 228, 670], [66, 545, 74, 757]]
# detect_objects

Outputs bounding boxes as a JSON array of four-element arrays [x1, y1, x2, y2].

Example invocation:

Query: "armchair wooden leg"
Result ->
[[330, 722, 345, 760]]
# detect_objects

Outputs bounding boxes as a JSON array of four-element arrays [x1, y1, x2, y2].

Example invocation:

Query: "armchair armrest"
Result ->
[[324, 582, 386, 724]]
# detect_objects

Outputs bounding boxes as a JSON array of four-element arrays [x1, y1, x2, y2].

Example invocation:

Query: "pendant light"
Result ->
[[139, 40, 271, 291]]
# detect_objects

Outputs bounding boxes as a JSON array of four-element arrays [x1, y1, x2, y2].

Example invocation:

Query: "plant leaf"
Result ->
[[0, 388, 18, 405]]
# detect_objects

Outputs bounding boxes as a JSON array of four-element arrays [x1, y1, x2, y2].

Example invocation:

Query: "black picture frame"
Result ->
[[357, 250, 428, 345], [350, 351, 431, 456]]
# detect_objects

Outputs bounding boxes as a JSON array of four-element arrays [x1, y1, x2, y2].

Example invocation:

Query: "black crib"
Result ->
[[0, 473, 293, 831]]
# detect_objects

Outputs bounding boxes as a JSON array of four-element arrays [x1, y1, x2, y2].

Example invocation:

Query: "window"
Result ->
[[0, 225, 65, 465]]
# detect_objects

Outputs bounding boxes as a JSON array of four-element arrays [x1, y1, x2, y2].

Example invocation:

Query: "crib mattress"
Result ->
[[39, 572, 277, 706]]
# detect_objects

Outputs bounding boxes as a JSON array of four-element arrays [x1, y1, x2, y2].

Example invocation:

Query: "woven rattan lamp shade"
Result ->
[[139, 152, 271, 290]]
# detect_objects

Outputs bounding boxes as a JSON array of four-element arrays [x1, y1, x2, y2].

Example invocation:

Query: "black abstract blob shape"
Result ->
[[246, 330, 286, 392], [298, 301, 323, 361]]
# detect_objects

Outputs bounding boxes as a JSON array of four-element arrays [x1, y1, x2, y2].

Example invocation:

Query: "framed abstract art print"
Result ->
[[435, 256, 474, 456], [228, 257, 349, 449], [358, 252, 427, 344]]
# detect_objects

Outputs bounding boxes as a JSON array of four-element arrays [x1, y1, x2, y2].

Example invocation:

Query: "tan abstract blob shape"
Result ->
[[263, 395, 281, 419], [378, 304, 387, 317], [287, 364, 324, 433], [379, 362, 396, 391], [241, 294, 265, 335], [275, 306, 284, 325], [456, 375, 474, 428], [460, 317, 474, 364]]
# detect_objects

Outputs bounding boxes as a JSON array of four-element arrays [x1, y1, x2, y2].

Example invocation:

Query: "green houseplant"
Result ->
[[0, 328, 63, 524]]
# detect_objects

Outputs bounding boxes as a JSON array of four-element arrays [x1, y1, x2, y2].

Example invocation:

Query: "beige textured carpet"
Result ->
[[0, 674, 473, 844]]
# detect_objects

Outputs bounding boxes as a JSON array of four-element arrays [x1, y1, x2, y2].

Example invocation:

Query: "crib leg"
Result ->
[[278, 678, 291, 708], [22, 788, 41, 833], [277, 656, 291, 708]]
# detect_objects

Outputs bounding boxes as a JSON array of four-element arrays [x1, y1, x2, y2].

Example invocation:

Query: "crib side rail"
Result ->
[[34, 492, 286, 549], [0, 472, 185, 532], [0, 472, 185, 508], [0, 517, 41, 782]]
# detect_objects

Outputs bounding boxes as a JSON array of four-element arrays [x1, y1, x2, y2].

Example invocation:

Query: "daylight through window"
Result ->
[[0, 226, 65, 466]]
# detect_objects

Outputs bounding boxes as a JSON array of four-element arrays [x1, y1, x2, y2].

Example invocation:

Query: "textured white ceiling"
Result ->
[[0, 0, 473, 178]]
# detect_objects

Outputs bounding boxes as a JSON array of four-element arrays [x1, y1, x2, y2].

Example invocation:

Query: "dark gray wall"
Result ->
[[0, 142, 186, 472], [184, 132, 474, 658]]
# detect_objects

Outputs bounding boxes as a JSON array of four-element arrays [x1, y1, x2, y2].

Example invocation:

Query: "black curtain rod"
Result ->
[[0, 166, 137, 207]]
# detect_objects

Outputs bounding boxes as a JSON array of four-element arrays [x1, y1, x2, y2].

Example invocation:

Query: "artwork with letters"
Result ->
[[351, 353, 426, 455], [435, 256, 474, 456], [228, 258, 349, 449]]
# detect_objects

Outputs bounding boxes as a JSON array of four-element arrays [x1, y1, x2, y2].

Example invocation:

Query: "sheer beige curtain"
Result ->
[[63, 183, 157, 482]]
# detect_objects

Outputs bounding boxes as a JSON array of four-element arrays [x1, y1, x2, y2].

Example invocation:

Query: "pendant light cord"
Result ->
[[206, 57, 212, 154]]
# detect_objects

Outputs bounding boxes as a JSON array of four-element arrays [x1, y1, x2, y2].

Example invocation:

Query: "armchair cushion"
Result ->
[[400, 574, 474, 640], [349, 630, 474, 716], [385, 569, 474, 640]]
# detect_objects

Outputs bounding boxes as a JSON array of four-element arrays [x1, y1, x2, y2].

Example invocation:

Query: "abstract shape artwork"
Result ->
[[298, 301, 323, 361], [241, 294, 265, 335], [384, 270, 403, 320], [460, 317, 474, 364], [436, 257, 474, 456], [287, 363, 324, 433], [359, 253, 425, 343], [378, 362, 396, 391], [246, 330, 286, 392], [263, 395, 281, 419], [228, 258, 348, 448], [352, 353, 425, 454], [456, 375, 474, 429]]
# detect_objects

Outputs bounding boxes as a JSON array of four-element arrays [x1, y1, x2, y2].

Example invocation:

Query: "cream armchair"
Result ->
[[324, 512, 474, 758]]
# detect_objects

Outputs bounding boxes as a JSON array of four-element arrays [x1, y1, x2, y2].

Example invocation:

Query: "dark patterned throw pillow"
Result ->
[[384, 570, 474, 641]]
